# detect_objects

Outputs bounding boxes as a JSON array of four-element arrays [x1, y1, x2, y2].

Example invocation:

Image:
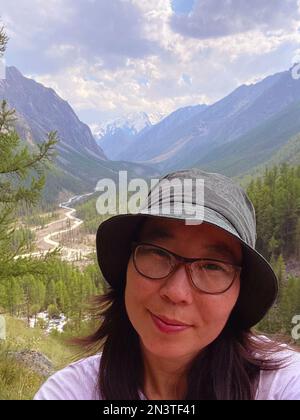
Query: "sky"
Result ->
[[1, 0, 300, 127]]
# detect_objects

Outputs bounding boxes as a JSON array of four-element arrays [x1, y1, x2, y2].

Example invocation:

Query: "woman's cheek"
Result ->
[[195, 280, 240, 324], [125, 259, 151, 325]]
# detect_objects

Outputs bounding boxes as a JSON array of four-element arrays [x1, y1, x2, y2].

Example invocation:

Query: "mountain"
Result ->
[[236, 131, 300, 188], [119, 104, 208, 165], [0, 67, 159, 203], [0, 66, 107, 160], [115, 68, 300, 175], [266, 132, 300, 168], [93, 112, 164, 160], [192, 98, 300, 177]]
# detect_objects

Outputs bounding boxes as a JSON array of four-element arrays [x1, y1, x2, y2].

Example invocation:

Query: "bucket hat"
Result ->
[[96, 168, 278, 329]]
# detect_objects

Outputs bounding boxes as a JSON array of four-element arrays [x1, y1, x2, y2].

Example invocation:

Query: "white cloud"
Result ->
[[1, 0, 159, 73], [33, 58, 209, 120], [1, 0, 300, 125]]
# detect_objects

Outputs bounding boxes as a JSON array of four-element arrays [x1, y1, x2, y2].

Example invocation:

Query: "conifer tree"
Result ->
[[0, 26, 58, 281]]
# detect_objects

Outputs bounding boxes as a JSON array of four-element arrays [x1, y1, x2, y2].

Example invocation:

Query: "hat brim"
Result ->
[[96, 213, 278, 329]]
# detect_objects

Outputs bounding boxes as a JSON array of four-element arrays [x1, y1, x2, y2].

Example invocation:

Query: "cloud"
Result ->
[[34, 55, 209, 125], [0, 0, 159, 73], [32, 19, 300, 125], [171, 0, 300, 39], [62, 0, 157, 64], [1, 0, 300, 126]]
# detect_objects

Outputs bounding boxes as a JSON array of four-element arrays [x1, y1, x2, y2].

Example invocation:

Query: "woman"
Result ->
[[34, 169, 300, 400]]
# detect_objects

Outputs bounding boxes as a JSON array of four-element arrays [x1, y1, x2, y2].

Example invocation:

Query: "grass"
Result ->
[[0, 316, 78, 400]]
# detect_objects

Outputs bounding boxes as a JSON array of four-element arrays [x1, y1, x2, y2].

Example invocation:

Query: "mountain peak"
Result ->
[[6, 65, 22, 75], [92, 111, 165, 140], [5, 66, 25, 81], [0, 66, 107, 162]]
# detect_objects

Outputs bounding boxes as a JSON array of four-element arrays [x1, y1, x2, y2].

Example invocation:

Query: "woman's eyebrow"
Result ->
[[141, 231, 239, 263], [204, 244, 238, 263], [141, 228, 174, 242]]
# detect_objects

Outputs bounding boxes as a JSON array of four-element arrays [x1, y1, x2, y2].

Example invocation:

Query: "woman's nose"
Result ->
[[159, 263, 194, 304]]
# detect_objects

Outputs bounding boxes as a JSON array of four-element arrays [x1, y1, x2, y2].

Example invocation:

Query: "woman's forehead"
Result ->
[[139, 217, 229, 239], [138, 217, 242, 262]]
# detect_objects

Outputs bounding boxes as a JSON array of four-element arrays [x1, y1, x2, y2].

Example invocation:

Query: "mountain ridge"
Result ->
[[0, 66, 160, 203], [105, 68, 300, 176]]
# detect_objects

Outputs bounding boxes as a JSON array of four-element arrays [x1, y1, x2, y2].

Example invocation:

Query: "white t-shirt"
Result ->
[[34, 350, 300, 400]]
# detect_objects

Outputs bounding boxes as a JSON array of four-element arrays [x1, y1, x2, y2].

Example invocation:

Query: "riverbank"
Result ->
[[17, 193, 95, 264]]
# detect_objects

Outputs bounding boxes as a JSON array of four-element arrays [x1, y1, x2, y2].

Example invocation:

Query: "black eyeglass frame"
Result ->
[[131, 241, 242, 295]]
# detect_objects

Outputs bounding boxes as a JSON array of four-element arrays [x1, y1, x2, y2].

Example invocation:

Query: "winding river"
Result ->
[[16, 193, 94, 262]]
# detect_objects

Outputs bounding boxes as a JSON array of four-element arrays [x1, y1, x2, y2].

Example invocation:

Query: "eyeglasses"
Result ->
[[131, 242, 242, 295]]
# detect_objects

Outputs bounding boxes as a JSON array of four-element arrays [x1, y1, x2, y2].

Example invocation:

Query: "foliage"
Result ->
[[0, 258, 106, 326], [245, 165, 300, 342], [0, 100, 59, 279], [246, 164, 300, 260], [0, 316, 77, 400]]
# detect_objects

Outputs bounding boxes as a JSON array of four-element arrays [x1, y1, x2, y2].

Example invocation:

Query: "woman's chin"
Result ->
[[140, 338, 195, 360]]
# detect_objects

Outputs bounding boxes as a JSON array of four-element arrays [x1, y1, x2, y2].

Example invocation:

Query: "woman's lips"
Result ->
[[150, 312, 192, 333]]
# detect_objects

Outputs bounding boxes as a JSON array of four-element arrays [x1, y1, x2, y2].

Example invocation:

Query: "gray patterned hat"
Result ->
[[96, 168, 278, 329]]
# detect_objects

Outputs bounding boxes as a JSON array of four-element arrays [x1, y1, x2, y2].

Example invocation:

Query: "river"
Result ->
[[16, 192, 94, 262]]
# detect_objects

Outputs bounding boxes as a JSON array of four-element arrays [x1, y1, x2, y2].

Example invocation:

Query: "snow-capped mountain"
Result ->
[[92, 111, 165, 160], [118, 68, 300, 175]]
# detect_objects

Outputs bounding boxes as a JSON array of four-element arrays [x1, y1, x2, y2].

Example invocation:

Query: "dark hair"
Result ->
[[72, 218, 294, 400], [72, 286, 291, 400]]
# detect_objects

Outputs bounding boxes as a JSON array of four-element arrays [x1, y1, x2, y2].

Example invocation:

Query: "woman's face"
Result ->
[[125, 218, 242, 362]]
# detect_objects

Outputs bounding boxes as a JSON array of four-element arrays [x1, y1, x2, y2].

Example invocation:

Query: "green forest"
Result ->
[[247, 164, 300, 261], [0, 257, 105, 331], [246, 165, 300, 337]]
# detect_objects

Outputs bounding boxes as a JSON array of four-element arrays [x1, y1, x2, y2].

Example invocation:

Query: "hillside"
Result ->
[[110, 68, 300, 178], [0, 67, 160, 204], [0, 316, 77, 400], [193, 99, 300, 177]]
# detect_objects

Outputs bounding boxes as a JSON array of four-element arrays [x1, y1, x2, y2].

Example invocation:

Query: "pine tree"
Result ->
[[5, 278, 24, 316], [275, 254, 287, 287], [0, 28, 59, 281], [268, 235, 279, 260], [272, 253, 287, 306], [0, 25, 8, 56], [46, 280, 57, 307]]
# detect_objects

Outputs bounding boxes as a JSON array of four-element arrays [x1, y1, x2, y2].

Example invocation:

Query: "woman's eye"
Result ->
[[150, 249, 168, 258], [202, 263, 224, 271]]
